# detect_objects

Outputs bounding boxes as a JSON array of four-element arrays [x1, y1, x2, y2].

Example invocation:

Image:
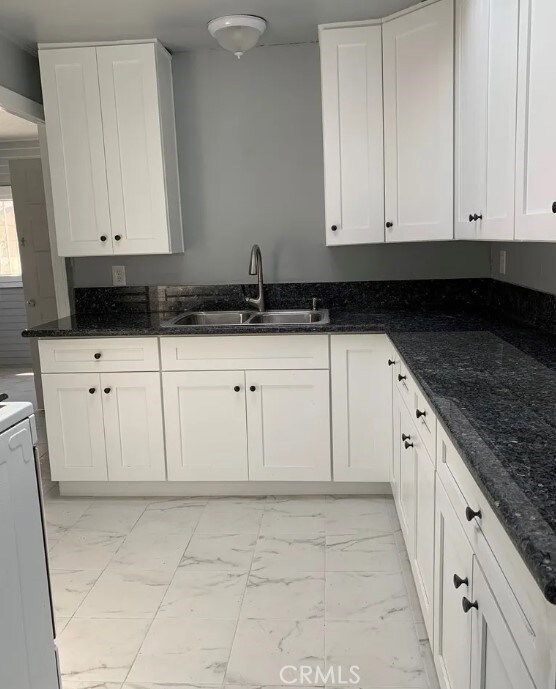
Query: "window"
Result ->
[[0, 190, 22, 286]]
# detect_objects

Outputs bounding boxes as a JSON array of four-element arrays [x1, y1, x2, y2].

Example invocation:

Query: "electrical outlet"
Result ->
[[112, 265, 126, 286], [499, 250, 507, 275]]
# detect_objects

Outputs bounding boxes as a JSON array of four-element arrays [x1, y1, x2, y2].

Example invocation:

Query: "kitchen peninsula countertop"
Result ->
[[23, 308, 556, 603]]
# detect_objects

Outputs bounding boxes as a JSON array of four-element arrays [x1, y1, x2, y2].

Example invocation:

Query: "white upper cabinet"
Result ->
[[515, 0, 556, 241], [319, 25, 385, 245], [455, 0, 519, 241], [39, 40, 183, 257], [383, 0, 454, 242]]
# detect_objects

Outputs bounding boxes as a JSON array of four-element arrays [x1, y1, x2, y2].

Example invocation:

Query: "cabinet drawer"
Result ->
[[39, 338, 160, 373], [160, 335, 330, 371], [395, 358, 414, 404]]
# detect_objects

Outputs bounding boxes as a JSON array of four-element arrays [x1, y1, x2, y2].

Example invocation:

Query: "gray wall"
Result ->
[[0, 34, 42, 103], [0, 288, 31, 366], [0, 139, 41, 186], [491, 243, 556, 296], [72, 43, 491, 287]]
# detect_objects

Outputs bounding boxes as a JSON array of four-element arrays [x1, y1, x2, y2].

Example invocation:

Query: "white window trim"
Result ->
[[0, 187, 23, 286]]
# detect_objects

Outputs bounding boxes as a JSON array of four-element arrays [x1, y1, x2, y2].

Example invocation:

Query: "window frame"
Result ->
[[0, 186, 23, 288]]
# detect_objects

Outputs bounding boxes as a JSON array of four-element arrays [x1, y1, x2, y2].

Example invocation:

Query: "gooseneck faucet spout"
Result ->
[[245, 244, 265, 312]]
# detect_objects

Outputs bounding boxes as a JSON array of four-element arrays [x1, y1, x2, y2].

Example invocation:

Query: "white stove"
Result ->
[[0, 398, 36, 435]]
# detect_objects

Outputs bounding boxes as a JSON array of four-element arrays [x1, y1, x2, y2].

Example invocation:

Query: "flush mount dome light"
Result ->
[[207, 15, 267, 58]]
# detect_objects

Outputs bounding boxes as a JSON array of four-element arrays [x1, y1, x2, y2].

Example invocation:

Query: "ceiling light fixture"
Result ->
[[207, 15, 267, 59]]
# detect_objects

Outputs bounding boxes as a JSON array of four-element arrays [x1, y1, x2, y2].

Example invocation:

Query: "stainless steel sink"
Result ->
[[248, 309, 329, 325], [162, 309, 330, 327], [166, 311, 254, 326]]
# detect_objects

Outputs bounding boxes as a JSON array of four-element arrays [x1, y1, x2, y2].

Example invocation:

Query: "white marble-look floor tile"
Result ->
[[158, 569, 248, 619], [128, 617, 236, 685], [142, 500, 205, 532], [73, 502, 147, 535], [123, 684, 218, 689], [196, 497, 266, 534], [62, 681, 123, 689], [226, 618, 325, 686], [49, 529, 126, 571], [241, 570, 325, 620], [50, 569, 103, 617], [325, 619, 427, 688], [180, 533, 257, 571], [75, 567, 171, 619], [44, 499, 92, 539], [325, 571, 412, 623], [325, 533, 399, 572], [261, 497, 326, 534], [58, 617, 151, 683], [324, 497, 392, 535], [252, 533, 325, 572], [56, 616, 71, 635]]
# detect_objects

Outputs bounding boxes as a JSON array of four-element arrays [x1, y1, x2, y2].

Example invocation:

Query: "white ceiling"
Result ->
[[0, 109, 38, 141], [0, 0, 416, 52]]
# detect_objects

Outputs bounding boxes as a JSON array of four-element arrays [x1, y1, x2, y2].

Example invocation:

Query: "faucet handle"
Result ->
[[311, 297, 318, 311]]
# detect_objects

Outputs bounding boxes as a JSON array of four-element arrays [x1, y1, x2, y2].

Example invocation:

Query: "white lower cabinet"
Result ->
[[101, 372, 166, 481], [246, 369, 331, 481], [43, 371, 165, 481], [434, 478, 473, 689], [470, 561, 536, 689], [163, 371, 248, 481], [331, 334, 392, 481], [43, 373, 108, 481]]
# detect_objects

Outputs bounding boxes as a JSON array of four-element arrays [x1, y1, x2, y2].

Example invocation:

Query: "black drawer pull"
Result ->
[[416, 408, 426, 419], [465, 506, 481, 522], [386, 221, 393, 228], [404, 440, 414, 449], [234, 386, 241, 392], [401, 433, 411, 442], [250, 385, 256, 392], [462, 597, 478, 613], [331, 225, 338, 231], [88, 387, 96, 394], [398, 374, 407, 382], [104, 387, 111, 394], [388, 359, 395, 366], [453, 574, 468, 589], [94, 352, 102, 360]]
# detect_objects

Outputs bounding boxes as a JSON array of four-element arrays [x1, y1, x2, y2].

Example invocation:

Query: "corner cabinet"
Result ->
[[454, 0, 519, 241], [39, 40, 183, 257], [319, 25, 384, 245]]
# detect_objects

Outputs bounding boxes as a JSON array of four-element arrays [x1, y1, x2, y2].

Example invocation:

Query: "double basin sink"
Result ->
[[162, 309, 330, 327]]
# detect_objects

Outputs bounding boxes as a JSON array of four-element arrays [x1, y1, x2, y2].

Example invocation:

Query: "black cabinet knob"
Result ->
[[250, 385, 256, 392], [468, 214, 474, 222], [404, 440, 414, 449], [462, 597, 478, 613], [388, 359, 395, 366], [453, 574, 469, 589], [385, 221, 393, 228], [398, 374, 407, 382], [88, 387, 96, 394], [401, 433, 411, 441], [465, 506, 481, 522], [104, 387, 111, 394], [416, 408, 426, 419], [552, 201, 556, 214], [474, 213, 483, 221], [234, 385, 241, 392], [331, 225, 338, 231], [94, 352, 102, 360], [114, 234, 122, 241], [100, 235, 107, 242]]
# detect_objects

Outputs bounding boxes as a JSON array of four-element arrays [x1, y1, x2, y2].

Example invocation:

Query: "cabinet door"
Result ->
[[383, 0, 454, 242], [515, 0, 556, 240], [320, 25, 384, 245], [455, 0, 519, 241], [391, 387, 404, 505], [469, 562, 535, 689], [42, 373, 107, 481], [413, 441, 435, 637], [97, 43, 171, 254], [331, 335, 392, 481], [434, 478, 474, 689], [398, 402, 416, 547], [163, 371, 248, 481], [246, 370, 331, 481], [101, 372, 166, 481], [39, 47, 113, 257]]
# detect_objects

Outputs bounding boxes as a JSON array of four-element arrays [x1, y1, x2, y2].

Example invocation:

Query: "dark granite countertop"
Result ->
[[22, 308, 556, 603]]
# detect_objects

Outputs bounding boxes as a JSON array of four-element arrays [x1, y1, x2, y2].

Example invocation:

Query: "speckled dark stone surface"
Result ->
[[22, 279, 556, 601]]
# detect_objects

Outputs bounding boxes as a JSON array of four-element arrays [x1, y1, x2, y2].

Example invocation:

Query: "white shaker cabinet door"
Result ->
[[330, 334, 392, 481], [97, 43, 172, 255], [39, 47, 113, 256], [42, 373, 108, 481], [163, 371, 248, 481], [433, 478, 474, 689], [246, 370, 331, 481], [320, 25, 385, 245], [455, 0, 519, 241], [383, 0, 454, 242], [515, 0, 556, 241], [101, 372, 166, 481], [469, 561, 536, 689]]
